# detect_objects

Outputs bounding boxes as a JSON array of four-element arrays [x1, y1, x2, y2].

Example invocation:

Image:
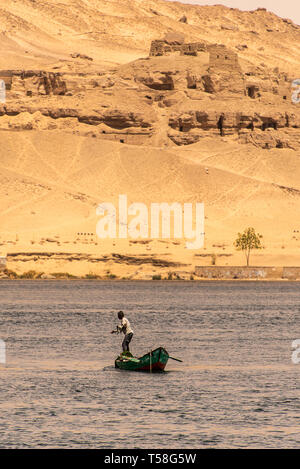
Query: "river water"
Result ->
[[0, 280, 299, 448]]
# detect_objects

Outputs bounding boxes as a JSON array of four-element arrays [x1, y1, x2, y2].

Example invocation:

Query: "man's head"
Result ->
[[118, 311, 124, 320]]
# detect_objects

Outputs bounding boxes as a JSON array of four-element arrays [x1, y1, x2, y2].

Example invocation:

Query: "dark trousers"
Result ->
[[122, 333, 133, 352]]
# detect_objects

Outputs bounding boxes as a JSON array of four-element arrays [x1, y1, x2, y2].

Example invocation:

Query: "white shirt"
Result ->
[[117, 317, 133, 335]]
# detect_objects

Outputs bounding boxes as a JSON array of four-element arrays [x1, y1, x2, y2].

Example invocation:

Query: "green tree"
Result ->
[[234, 227, 263, 266]]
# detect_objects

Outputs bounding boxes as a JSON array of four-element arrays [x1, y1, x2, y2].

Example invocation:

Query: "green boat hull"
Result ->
[[115, 347, 169, 372]]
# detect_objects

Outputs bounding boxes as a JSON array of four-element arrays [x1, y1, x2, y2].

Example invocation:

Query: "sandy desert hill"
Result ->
[[0, 0, 300, 279], [0, 0, 299, 72]]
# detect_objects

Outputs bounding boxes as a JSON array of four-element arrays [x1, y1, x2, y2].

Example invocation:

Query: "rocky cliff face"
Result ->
[[0, 52, 298, 149], [0, 1, 298, 149]]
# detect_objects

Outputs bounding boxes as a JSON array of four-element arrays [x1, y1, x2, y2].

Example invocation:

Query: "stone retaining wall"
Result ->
[[195, 266, 283, 279], [282, 267, 300, 280]]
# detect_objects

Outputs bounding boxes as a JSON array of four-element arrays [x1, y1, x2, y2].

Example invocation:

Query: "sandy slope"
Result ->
[[0, 0, 300, 277], [0, 0, 299, 74], [1, 130, 300, 278]]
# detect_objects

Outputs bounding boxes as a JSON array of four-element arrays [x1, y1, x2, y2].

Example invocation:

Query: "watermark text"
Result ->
[[292, 339, 300, 364], [96, 195, 204, 249], [292, 79, 300, 104], [0, 340, 6, 364]]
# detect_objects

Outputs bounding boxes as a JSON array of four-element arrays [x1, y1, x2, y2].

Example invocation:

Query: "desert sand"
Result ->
[[0, 0, 299, 279]]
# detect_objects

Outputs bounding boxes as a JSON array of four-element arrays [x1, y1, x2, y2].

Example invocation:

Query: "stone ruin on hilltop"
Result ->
[[150, 32, 207, 57], [150, 33, 241, 73], [0, 32, 298, 150], [149, 33, 290, 99], [208, 44, 241, 72], [146, 34, 300, 148], [150, 32, 241, 71]]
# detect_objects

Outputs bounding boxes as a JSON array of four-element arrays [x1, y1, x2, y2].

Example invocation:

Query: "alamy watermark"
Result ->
[[0, 79, 6, 104], [291, 339, 300, 364], [0, 340, 6, 364], [291, 79, 300, 104], [96, 195, 204, 249]]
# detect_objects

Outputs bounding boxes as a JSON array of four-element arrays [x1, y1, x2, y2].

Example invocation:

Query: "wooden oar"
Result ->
[[169, 356, 183, 363]]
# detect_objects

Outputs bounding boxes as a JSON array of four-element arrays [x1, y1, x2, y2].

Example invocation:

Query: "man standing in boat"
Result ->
[[111, 311, 134, 353]]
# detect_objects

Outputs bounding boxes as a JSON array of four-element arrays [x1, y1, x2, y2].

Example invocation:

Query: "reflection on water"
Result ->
[[0, 280, 299, 448]]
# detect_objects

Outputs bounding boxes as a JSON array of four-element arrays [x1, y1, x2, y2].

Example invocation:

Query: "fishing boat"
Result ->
[[115, 346, 172, 372]]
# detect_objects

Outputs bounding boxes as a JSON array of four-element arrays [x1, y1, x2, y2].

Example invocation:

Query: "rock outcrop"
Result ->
[[0, 70, 67, 97], [0, 27, 298, 149]]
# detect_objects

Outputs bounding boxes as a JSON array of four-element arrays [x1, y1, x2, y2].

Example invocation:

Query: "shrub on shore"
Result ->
[[19, 270, 44, 279], [50, 272, 78, 279], [152, 274, 162, 280], [3, 269, 18, 279], [85, 273, 102, 279], [106, 273, 117, 279]]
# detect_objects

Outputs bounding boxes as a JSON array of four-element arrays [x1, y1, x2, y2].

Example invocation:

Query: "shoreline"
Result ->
[[2, 264, 300, 281], [0, 277, 298, 282]]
